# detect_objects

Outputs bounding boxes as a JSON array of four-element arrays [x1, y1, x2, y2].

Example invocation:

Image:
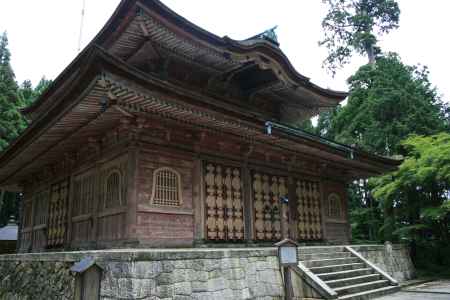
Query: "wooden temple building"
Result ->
[[0, 0, 399, 253]]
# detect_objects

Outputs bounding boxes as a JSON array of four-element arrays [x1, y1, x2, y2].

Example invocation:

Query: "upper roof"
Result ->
[[24, 0, 347, 122]]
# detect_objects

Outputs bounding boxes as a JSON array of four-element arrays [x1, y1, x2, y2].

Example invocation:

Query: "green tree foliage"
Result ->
[[0, 32, 28, 152], [371, 134, 450, 241], [294, 119, 315, 133], [330, 53, 448, 156], [320, 0, 400, 72], [19, 77, 52, 106], [370, 134, 450, 273]]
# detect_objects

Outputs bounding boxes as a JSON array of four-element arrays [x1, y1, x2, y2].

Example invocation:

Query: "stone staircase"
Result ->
[[298, 246, 400, 300]]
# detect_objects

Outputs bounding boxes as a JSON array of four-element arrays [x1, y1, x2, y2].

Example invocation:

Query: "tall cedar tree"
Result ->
[[320, 0, 400, 73], [331, 53, 448, 156], [0, 32, 27, 151], [0, 32, 52, 226]]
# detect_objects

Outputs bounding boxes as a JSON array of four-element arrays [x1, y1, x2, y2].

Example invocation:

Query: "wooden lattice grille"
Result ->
[[20, 200, 33, 251], [47, 180, 69, 247], [296, 180, 322, 240], [34, 190, 49, 226], [23, 201, 33, 228], [253, 172, 287, 241], [73, 172, 96, 216], [152, 168, 181, 206], [328, 193, 343, 219], [105, 171, 121, 209], [99, 161, 128, 210], [205, 163, 244, 241]]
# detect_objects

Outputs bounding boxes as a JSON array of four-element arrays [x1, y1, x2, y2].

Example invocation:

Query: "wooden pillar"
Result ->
[[126, 145, 139, 241], [93, 161, 102, 248], [242, 163, 254, 242], [16, 190, 23, 252], [288, 176, 298, 241], [66, 173, 75, 249], [193, 157, 205, 242], [29, 189, 36, 252], [319, 179, 328, 242]]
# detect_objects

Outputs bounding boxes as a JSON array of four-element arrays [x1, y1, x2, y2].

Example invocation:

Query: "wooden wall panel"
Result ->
[[97, 213, 126, 241], [71, 170, 96, 243], [322, 180, 350, 243], [135, 149, 194, 246]]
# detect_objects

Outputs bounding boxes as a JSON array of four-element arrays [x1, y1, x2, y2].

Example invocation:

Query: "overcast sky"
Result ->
[[1, 0, 449, 102]]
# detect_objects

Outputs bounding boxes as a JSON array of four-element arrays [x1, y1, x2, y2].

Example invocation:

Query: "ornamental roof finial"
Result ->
[[247, 26, 279, 46]]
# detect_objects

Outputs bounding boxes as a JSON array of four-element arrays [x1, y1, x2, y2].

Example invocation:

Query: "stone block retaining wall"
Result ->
[[351, 243, 415, 282], [0, 248, 284, 300]]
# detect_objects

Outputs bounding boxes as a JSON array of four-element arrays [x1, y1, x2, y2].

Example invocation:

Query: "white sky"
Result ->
[[0, 0, 449, 102]]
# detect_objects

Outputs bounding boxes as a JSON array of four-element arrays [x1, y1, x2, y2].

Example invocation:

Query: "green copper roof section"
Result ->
[[247, 26, 279, 46], [265, 121, 356, 159]]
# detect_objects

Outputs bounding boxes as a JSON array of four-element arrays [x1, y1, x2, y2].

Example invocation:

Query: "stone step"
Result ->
[[302, 257, 360, 268], [318, 268, 374, 281], [299, 251, 352, 261], [325, 274, 381, 288], [309, 263, 366, 274], [298, 246, 346, 255], [334, 280, 390, 296], [338, 285, 400, 300]]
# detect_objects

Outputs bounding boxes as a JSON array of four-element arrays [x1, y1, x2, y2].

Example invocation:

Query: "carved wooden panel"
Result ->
[[253, 172, 287, 241], [205, 163, 244, 241], [47, 180, 69, 247], [296, 180, 322, 240]]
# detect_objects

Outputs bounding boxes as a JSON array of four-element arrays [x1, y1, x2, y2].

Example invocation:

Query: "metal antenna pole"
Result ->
[[78, 0, 86, 52]]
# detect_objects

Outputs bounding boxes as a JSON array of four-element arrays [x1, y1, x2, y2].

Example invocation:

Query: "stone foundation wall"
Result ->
[[0, 248, 284, 300], [0, 259, 75, 299], [351, 243, 415, 282]]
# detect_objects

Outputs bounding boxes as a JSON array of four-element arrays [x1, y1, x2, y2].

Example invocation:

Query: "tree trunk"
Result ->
[[365, 43, 376, 64]]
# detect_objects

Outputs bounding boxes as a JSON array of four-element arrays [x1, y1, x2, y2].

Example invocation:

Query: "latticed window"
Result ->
[[151, 168, 182, 206], [105, 170, 121, 209], [328, 193, 342, 219]]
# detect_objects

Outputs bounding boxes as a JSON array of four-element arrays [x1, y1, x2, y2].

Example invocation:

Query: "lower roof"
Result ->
[[0, 47, 400, 189]]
